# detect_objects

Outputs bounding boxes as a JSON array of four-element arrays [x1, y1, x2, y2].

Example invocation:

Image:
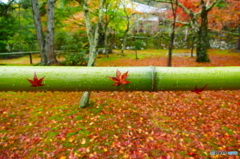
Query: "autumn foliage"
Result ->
[[191, 84, 208, 95], [0, 50, 240, 158], [108, 69, 130, 86], [209, 0, 240, 30]]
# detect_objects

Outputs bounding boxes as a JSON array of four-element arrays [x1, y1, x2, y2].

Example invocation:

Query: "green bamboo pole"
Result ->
[[0, 66, 239, 92]]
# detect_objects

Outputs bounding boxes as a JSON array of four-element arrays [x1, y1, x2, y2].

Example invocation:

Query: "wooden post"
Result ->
[[29, 53, 32, 64]]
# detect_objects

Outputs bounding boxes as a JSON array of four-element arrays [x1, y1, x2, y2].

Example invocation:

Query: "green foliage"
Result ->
[[0, 1, 37, 52], [55, 31, 89, 66], [19, 0, 32, 10], [0, 14, 18, 52], [55, 30, 89, 51], [215, 0, 228, 8], [54, 31, 69, 50], [133, 39, 144, 50], [61, 51, 88, 66]]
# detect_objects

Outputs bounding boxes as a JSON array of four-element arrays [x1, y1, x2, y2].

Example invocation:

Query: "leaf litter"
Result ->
[[0, 50, 240, 158]]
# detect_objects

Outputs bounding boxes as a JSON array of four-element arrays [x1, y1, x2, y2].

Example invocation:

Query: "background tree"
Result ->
[[45, 0, 57, 64], [0, 0, 17, 52], [101, 0, 123, 58], [32, 0, 58, 65], [208, 0, 240, 51], [76, 0, 105, 108], [156, 0, 221, 62], [179, 0, 221, 62], [167, 0, 178, 66], [119, 0, 132, 56]]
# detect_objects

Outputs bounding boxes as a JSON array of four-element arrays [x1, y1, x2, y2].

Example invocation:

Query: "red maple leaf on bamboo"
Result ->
[[26, 72, 45, 87], [191, 84, 208, 94], [108, 69, 130, 86]]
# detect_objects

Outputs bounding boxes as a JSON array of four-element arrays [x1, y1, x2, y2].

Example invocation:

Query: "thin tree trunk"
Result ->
[[120, 25, 129, 56], [32, 0, 47, 65], [78, 0, 104, 108], [45, 0, 58, 65], [167, 0, 178, 67], [135, 50, 138, 59], [167, 28, 174, 67], [191, 36, 195, 57], [120, 4, 130, 56], [237, 25, 240, 52], [184, 27, 188, 41], [104, 28, 109, 58]]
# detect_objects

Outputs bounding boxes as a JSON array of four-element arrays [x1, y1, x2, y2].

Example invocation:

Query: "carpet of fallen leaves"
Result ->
[[0, 50, 240, 158]]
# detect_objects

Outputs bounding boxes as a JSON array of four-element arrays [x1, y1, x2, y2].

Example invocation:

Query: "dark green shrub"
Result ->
[[61, 51, 88, 66]]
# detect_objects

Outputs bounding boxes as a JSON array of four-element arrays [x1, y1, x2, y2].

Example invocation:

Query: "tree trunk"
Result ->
[[104, 28, 109, 58], [78, 0, 104, 108], [120, 5, 131, 56], [167, 29, 174, 67], [184, 27, 188, 41], [1, 66, 240, 92], [167, 0, 177, 67], [191, 36, 195, 57], [45, 0, 58, 65], [237, 25, 240, 52], [120, 27, 129, 56], [196, 1, 210, 62], [32, 0, 47, 65], [135, 50, 138, 59]]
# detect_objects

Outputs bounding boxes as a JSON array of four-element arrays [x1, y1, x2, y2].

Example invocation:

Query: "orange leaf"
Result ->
[[108, 69, 130, 86]]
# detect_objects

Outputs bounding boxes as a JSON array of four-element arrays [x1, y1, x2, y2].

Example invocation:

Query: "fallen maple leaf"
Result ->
[[108, 69, 130, 86], [26, 72, 45, 87], [191, 84, 208, 94]]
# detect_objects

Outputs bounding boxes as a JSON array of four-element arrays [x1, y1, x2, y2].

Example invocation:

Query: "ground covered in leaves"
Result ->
[[0, 49, 240, 158]]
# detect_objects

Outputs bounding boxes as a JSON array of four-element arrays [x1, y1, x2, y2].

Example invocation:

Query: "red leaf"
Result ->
[[26, 72, 45, 87], [108, 69, 130, 86], [191, 84, 208, 94], [187, 152, 197, 156]]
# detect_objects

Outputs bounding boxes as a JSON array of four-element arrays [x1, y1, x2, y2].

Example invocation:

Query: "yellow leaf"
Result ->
[[123, 154, 129, 158], [59, 156, 66, 159], [103, 148, 108, 152], [69, 137, 74, 142], [81, 138, 86, 144], [148, 136, 154, 141]]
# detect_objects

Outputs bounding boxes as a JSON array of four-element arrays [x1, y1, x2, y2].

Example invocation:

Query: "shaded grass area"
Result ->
[[1, 49, 239, 66], [0, 49, 240, 158]]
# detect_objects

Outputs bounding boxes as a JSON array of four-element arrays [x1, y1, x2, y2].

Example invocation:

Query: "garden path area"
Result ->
[[0, 49, 240, 158]]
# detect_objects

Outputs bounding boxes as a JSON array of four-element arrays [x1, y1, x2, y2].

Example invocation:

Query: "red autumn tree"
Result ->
[[208, 0, 240, 51], [157, 0, 221, 62]]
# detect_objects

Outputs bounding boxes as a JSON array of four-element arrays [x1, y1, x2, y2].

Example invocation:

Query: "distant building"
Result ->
[[125, 1, 167, 34]]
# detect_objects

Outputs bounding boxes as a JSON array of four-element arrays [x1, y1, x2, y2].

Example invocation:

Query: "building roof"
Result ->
[[139, 16, 159, 21], [126, 1, 166, 14]]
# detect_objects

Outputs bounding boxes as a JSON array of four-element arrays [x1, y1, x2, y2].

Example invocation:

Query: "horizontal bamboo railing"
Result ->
[[0, 66, 239, 92]]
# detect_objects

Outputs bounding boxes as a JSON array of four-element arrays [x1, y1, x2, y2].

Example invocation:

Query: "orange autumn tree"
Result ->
[[208, 0, 240, 51]]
